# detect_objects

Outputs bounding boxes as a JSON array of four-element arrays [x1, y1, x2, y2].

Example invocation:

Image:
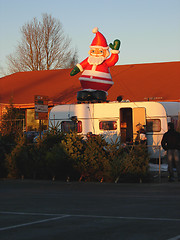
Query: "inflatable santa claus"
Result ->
[[70, 27, 120, 101]]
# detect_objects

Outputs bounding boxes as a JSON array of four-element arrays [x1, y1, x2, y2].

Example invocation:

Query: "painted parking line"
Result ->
[[0, 211, 61, 217], [71, 214, 180, 222], [167, 235, 180, 240], [1, 211, 180, 224], [0, 214, 70, 231]]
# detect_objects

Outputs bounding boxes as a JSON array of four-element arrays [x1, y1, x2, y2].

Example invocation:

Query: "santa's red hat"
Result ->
[[90, 27, 109, 49]]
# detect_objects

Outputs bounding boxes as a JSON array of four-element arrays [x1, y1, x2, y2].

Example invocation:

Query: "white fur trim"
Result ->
[[77, 64, 83, 72], [92, 27, 98, 33], [89, 45, 109, 50], [83, 89, 108, 95], [82, 70, 112, 79], [82, 89, 96, 92], [79, 77, 114, 85], [110, 50, 120, 54]]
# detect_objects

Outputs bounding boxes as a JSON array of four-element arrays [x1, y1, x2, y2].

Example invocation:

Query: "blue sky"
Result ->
[[0, 0, 180, 77]]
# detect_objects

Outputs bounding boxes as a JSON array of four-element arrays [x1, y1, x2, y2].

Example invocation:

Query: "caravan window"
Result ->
[[99, 121, 117, 130], [146, 119, 161, 132], [61, 121, 82, 133]]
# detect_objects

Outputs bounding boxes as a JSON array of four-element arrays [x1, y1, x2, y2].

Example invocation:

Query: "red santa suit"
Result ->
[[76, 28, 120, 92], [77, 52, 119, 92]]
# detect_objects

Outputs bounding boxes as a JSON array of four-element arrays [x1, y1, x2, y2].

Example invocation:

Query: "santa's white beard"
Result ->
[[88, 56, 105, 65]]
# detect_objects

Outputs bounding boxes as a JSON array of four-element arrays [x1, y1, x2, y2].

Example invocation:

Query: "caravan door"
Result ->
[[120, 107, 146, 143], [133, 107, 146, 141]]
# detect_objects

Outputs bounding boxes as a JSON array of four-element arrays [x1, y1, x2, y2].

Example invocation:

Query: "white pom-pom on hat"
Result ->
[[92, 27, 98, 34]]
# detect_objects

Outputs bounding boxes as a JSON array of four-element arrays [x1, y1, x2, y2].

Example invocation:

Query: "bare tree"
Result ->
[[65, 49, 79, 69], [7, 14, 78, 73], [0, 60, 6, 77]]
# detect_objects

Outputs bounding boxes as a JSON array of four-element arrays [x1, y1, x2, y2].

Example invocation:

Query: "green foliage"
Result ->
[[28, 131, 67, 179], [0, 134, 10, 178], [126, 145, 149, 177], [5, 135, 27, 178], [0, 102, 25, 178], [41, 130, 65, 149], [2, 128, 150, 182], [61, 133, 111, 181], [108, 143, 150, 182], [106, 139, 129, 182], [45, 143, 72, 180], [0, 123, 22, 178], [4, 130, 68, 180], [1, 102, 24, 139], [82, 135, 110, 181], [61, 132, 84, 162]]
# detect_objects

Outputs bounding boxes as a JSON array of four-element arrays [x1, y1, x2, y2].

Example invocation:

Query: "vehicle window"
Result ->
[[61, 121, 82, 133], [99, 121, 117, 130], [146, 119, 161, 132]]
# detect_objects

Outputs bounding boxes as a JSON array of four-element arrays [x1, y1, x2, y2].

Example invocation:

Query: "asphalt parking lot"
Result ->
[[0, 180, 180, 240]]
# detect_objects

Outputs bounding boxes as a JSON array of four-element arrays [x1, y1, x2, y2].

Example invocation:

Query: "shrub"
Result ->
[[61, 132, 84, 179], [5, 135, 27, 178], [45, 143, 73, 180], [1, 102, 24, 140], [82, 135, 111, 181], [5, 130, 68, 180], [3, 127, 150, 183], [108, 143, 150, 182], [127, 144, 149, 177], [26, 130, 65, 179], [0, 134, 10, 178], [61, 133, 112, 181], [106, 139, 129, 182]]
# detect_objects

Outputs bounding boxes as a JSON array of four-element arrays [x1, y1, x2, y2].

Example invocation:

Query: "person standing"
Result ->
[[161, 122, 180, 182], [135, 123, 147, 145]]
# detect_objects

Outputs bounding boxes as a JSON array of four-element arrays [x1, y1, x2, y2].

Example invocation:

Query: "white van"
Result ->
[[49, 101, 180, 158]]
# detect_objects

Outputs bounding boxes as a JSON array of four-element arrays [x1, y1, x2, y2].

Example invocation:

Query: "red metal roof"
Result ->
[[0, 61, 179, 105]]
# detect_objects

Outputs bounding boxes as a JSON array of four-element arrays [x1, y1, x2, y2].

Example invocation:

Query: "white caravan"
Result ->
[[49, 101, 180, 158]]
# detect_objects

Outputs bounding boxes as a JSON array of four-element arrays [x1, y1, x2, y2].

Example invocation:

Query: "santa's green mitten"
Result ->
[[109, 39, 121, 50], [70, 66, 80, 76]]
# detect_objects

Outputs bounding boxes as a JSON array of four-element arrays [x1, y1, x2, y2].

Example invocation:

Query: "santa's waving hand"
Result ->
[[70, 27, 121, 94]]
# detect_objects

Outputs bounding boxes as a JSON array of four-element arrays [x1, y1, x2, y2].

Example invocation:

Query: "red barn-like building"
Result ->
[[0, 61, 180, 131]]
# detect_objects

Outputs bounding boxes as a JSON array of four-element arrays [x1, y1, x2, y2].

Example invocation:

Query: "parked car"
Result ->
[[33, 130, 48, 143], [24, 131, 39, 143]]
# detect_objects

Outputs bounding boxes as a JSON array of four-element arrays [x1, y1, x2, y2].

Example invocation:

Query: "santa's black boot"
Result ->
[[91, 90, 107, 101], [77, 90, 92, 101], [77, 90, 107, 102]]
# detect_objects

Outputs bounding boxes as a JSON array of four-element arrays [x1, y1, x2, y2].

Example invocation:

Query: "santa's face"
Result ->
[[89, 47, 107, 57], [88, 47, 109, 65]]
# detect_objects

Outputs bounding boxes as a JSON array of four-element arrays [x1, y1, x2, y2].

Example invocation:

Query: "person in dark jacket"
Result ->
[[161, 122, 180, 182]]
